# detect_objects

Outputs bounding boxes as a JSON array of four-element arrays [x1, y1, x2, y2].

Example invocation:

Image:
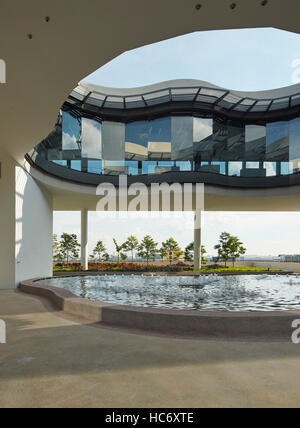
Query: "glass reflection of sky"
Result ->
[[266, 121, 289, 147], [126, 118, 171, 147], [62, 111, 81, 150], [41, 108, 300, 179], [82, 118, 102, 159]]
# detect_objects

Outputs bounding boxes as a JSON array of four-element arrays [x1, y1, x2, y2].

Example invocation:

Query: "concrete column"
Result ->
[[194, 211, 202, 271], [81, 208, 88, 270]]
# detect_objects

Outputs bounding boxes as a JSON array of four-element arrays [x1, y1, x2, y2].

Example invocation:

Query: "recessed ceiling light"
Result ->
[[230, 3, 237, 9], [27, 34, 33, 40], [261, 0, 268, 5], [45, 16, 51, 22], [195, 4, 202, 10]]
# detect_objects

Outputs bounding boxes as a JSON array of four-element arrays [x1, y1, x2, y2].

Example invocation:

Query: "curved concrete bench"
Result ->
[[19, 278, 300, 342]]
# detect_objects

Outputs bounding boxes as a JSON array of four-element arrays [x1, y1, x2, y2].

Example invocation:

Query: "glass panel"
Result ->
[[193, 118, 213, 163], [34, 108, 300, 179], [147, 118, 171, 161], [228, 162, 243, 176], [88, 160, 102, 174], [155, 161, 175, 174], [175, 161, 193, 171], [102, 122, 125, 161], [171, 117, 193, 161], [126, 161, 139, 176], [171, 88, 198, 101], [289, 118, 300, 165], [245, 125, 266, 161], [62, 111, 81, 151], [266, 121, 289, 161], [81, 118, 102, 159], [264, 162, 277, 177], [126, 121, 149, 161], [70, 160, 81, 171], [226, 123, 245, 161], [241, 161, 266, 177], [142, 161, 157, 175], [144, 90, 170, 105], [281, 162, 293, 175], [52, 160, 67, 167], [103, 161, 128, 175], [212, 161, 225, 175]]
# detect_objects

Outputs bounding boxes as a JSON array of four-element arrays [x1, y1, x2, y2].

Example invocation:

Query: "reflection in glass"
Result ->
[[263, 162, 277, 177], [71, 160, 81, 171], [103, 161, 128, 175], [281, 162, 293, 175], [171, 117, 193, 161], [245, 125, 266, 161], [228, 162, 243, 177], [289, 118, 300, 171], [62, 111, 81, 151], [82, 118, 102, 159], [102, 122, 125, 161], [52, 160, 67, 167], [266, 121, 289, 161], [88, 160, 102, 174], [36, 108, 300, 179], [211, 161, 225, 175]]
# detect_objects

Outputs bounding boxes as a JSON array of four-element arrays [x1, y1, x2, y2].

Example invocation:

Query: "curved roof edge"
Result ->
[[78, 79, 300, 100], [67, 79, 300, 120]]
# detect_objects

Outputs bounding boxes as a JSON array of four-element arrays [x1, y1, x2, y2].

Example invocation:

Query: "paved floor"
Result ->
[[0, 290, 300, 408]]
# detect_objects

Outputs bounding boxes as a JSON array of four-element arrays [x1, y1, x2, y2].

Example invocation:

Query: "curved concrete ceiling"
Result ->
[[28, 160, 300, 212], [1, 0, 300, 162]]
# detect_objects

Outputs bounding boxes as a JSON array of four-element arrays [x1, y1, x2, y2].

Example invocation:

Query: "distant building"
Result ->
[[279, 255, 300, 262], [162, 251, 184, 264]]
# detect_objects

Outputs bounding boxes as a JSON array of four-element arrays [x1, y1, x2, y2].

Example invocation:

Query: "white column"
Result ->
[[194, 211, 202, 271], [81, 208, 88, 270]]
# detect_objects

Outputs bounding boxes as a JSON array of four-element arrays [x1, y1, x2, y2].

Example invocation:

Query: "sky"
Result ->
[[54, 28, 300, 257]]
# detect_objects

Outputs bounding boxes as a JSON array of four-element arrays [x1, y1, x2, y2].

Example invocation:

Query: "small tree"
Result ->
[[92, 240, 107, 262], [124, 235, 139, 262], [184, 242, 206, 264], [113, 239, 126, 263], [59, 233, 80, 263], [138, 235, 159, 266], [228, 236, 246, 267], [120, 252, 128, 262], [102, 252, 110, 262], [53, 234, 62, 261], [160, 238, 183, 264], [214, 232, 246, 267]]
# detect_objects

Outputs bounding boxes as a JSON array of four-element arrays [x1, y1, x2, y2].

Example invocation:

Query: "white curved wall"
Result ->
[[15, 166, 53, 287], [0, 151, 15, 289]]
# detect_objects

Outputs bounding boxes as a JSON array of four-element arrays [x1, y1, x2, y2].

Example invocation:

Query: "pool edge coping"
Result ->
[[18, 276, 300, 342]]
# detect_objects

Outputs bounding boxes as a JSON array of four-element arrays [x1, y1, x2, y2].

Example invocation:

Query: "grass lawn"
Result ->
[[53, 266, 73, 272], [192, 266, 281, 273], [53, 265, 282, 274]]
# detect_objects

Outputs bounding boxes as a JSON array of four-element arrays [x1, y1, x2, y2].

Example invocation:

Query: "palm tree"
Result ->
[[113, 239, 126, 263]]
